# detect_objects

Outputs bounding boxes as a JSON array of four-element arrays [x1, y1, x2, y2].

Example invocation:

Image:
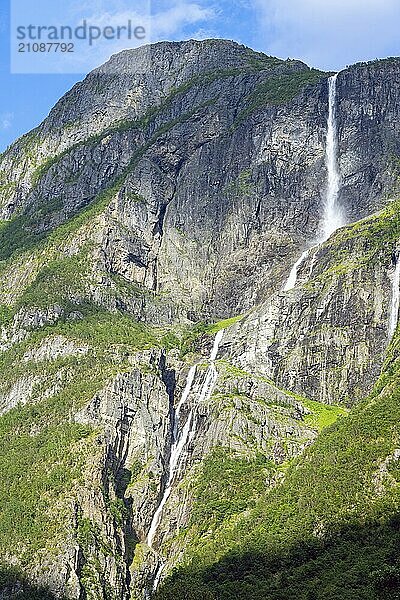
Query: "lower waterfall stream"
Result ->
[[147, 329, 225, 591], [389, 252, 400, 338]]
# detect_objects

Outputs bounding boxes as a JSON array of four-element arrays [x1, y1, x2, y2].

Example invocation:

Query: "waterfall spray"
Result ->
[[321, 73, 345, 241], [389, 252, 400, 338], [283, 73, 345, 291]]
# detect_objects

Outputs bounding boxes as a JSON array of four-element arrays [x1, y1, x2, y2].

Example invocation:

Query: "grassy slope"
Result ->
[[0, 310, 165, 565], [0, 57, 327, 266], [0, 199, 397, 597], [155, 335, 400, 600]]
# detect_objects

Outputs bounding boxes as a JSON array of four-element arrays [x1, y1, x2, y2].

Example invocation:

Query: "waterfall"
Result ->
[[147, 330, 224, 589], [283, 73, 344, 291], [146, 368, 199, 591], [146, 366, 197, 550], [209, 329, 224, 360], [283, 249, 310, 292], [389, 253, 400, 338], [321, 73, 345, 241], [152, 564, 165, 594], [197, 329, 224, 404]]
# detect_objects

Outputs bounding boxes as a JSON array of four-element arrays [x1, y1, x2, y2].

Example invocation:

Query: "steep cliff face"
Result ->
[[1, 39, 328, 322], [228, 209, 398, 405], [2, 42, 399, 323], [338, 60, 400, 220], [0, 40, 400, 600]]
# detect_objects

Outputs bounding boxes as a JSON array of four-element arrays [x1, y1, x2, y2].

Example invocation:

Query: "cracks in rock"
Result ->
[[152, 201, 169, 239], [125, 253, 148, 269], [156, 349, 177, 410], [255, 194, 263, 225], [71, 502, 86, 600], [143, 352, 178, 593], [96, 395, 138, 600], [157, 351, 177, 504], [149, 179, 177, 292]]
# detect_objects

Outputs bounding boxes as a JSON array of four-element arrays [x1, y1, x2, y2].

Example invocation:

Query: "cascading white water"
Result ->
[[146, 366, 197, 550], [321, 73, 345, 241], [186, 330, 224, 447], [283, 73, 344, 291], [209, 329, 224, 361], [196, 329, 224, 404], [147, 330, 225, 590], [174, 366, 197, 434], [283, 249, 310, 292], [388, 253, 400, 338]]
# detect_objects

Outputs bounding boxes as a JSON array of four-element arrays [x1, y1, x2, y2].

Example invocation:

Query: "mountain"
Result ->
[[0, 39, 400, 600]]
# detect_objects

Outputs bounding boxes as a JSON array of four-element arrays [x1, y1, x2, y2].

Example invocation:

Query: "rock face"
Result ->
[[338, 61, 400, 221], [229, 229, 393, 405], [0, 41, 400, 599], [2, 42, 399, 322]]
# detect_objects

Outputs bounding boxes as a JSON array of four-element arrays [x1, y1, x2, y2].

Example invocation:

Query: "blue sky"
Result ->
[[1, 0, 400, 151]]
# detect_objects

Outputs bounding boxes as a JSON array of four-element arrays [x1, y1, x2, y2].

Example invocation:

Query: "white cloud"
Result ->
[[81, 1, 215, 44], [0, 113, 14, 131], [151, 2, 215, 39], [253, 0, 400, 69], [11, 0, 216, 74], [71, 1, 216, 71]]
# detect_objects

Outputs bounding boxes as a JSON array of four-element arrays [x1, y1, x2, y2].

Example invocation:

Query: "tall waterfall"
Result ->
[[321, 73, 345, 241], [389, 253, 400, 338], [283, 73, 344, 291], [147, 330, 224, 589]]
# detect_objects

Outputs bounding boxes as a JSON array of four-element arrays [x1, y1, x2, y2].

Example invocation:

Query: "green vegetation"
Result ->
[[0, 99, 216, 265], [0, 299, 175, 573], [235, 68, 326, 126], [246, 55, 288, 70], [29, 64, 264, 190], [17, 250, 92, 309], [217, 359, 254, 382], [190, 448, 276, 528], [301, 397, 348, 432], [206, 314, 244, 334], [0, 402, 92, 556], [76, 515, 122, 599], [0, 178, 119, 264], [0, 300, 248, 568], [333, 197, 400, 253], [0, 309, 170, 395], [352, 57, 400, 70], [224, 169, 254, 198], [57, 310, 160, 352], [1, 56, 399, 597], [165, 59, 285, 102], [157, 520, 400, 599], [2, 57, 316, 234], [156, 325, 400, 599], [0, 564, 63, 599], [178, 315, 243, 358], [304, 196, 400, 290], [0, 212, 45, 262], [0, 304, 13, 326], [0, 173, 17, 196]]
